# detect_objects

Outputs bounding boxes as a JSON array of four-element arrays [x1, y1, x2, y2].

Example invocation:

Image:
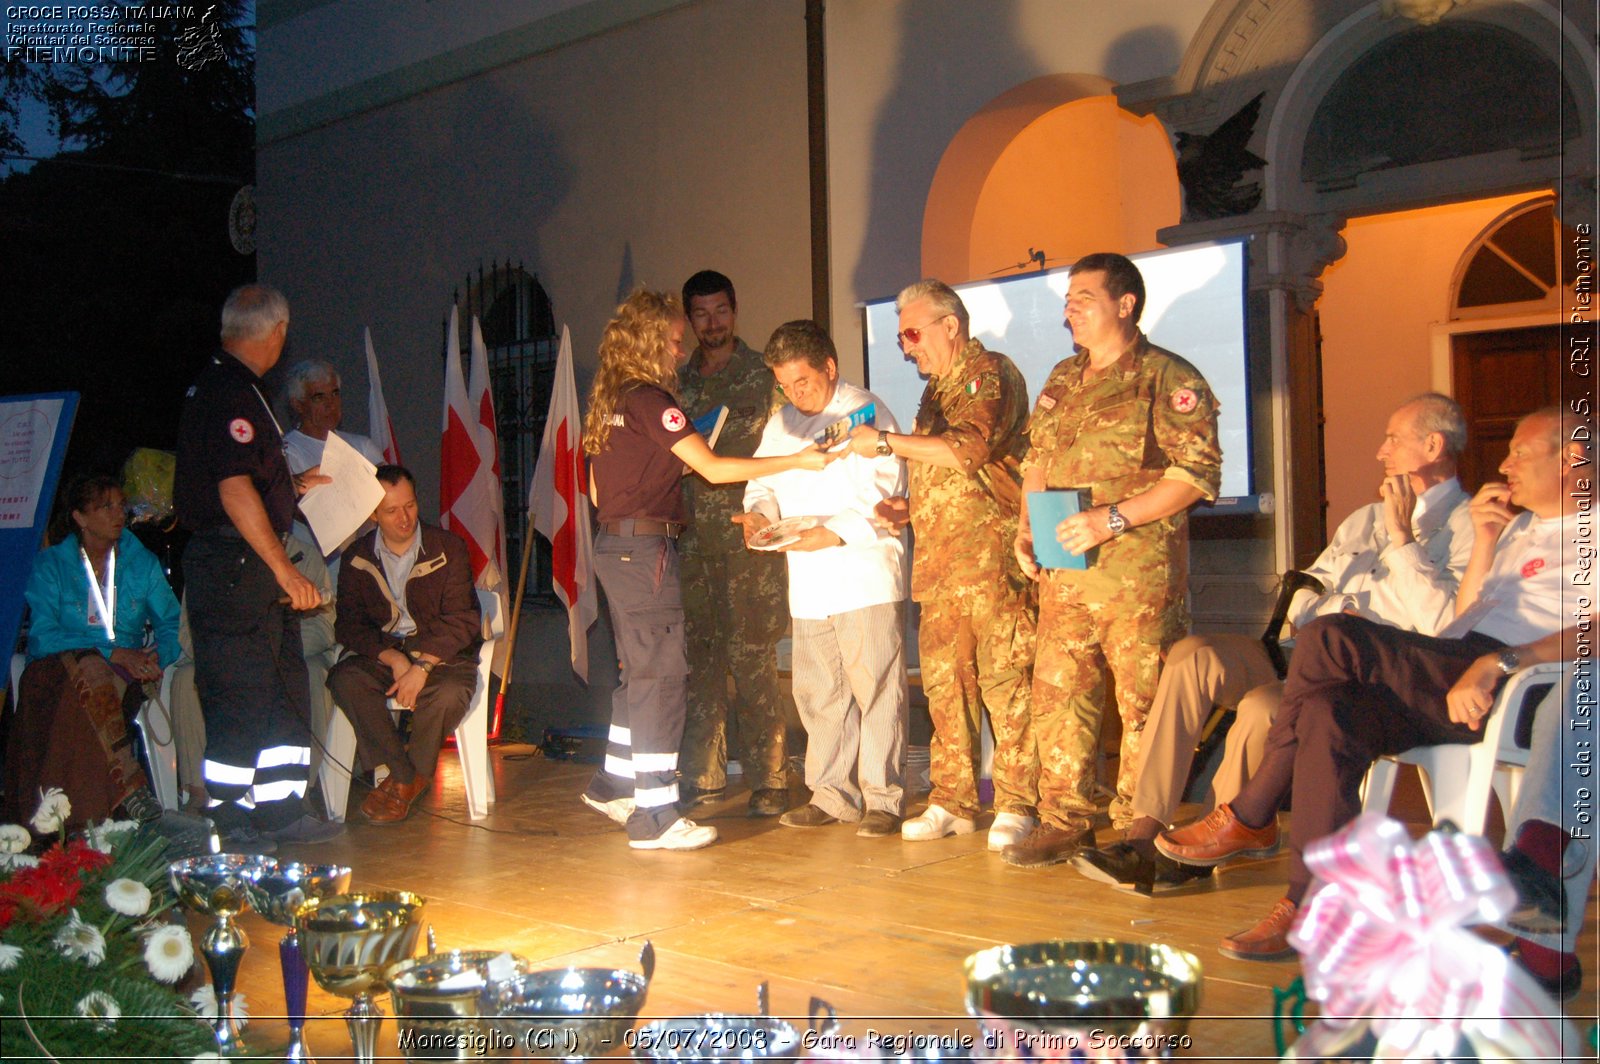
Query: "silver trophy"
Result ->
[[244, 862, 354, 1064], [494, 940, 654, 1060], [963, 940, 1202, 1061], [298, 890, 429, 1064], [631, 981, 802, 1064], [169, 853, 280, 1055], [389, 949, 535, 1061]]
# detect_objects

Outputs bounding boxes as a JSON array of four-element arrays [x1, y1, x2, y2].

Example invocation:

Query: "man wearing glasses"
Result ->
[[1007, 253, 1222, 867], [847, 279, 1040, 852]]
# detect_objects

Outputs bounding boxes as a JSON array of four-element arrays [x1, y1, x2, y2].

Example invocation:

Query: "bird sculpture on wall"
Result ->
[[990, 247, 1063, 275], [1175, 92, 1268, 221]]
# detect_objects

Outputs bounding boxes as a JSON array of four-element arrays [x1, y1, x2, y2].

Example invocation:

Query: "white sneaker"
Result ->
[[988, 812, 1037, 852], [581, 793, 635, 826], [901, 804, 977, 841], [629, 817, 719, 851]]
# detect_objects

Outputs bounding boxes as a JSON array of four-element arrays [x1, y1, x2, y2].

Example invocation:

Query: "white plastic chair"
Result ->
[[1360, 661, 1568, 835], [321, 588, 502, 822], [9, 651, 181, 812]]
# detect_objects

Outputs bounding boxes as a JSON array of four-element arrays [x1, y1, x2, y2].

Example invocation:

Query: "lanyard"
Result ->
[[80, 545, 116, 641]]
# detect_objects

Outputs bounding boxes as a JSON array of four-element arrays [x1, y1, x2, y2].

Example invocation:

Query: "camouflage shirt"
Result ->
[[1021, 330, 1221, 571], [679, 337, 782, 555], [909, 340, 1030, 599]]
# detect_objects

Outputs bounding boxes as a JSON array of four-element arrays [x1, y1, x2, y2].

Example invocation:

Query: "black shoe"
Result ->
[[216, 824, 277, 856], [779, 803, 839, 828], [265, 813, 345, 845], [121, 787, 165, 825], [678, 784, 725, 811], [856, 810, 902, 838], [1072, 841, 1215, 895], [1502, 847, 1566, 935], [152, 811, 215, 860], [748, 788, 787, 818]]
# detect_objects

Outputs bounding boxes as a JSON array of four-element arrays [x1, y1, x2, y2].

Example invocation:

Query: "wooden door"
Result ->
[[1450, 325, 1561, 492]]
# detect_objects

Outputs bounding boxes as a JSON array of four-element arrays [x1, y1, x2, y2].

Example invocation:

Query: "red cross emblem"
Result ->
[[1170, 388, 1198, 413], [1521, 558, 1546, 579], [661, 407, 686, 432], [228, 417, 254, 443]]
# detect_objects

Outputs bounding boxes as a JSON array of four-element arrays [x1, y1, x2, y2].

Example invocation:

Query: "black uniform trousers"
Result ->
[[1228, 614, 1503, 901], [327, 654, 476, 785], [184, 532, 314, 830]]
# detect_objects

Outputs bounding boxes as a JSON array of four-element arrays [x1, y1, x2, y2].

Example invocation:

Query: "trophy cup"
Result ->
[[389, 949, 534, 1061], [298, 891, 429, 1064], [963, 940, 1202, 1062], [244, 862, 354, 1064], [631, 980, 802, 1063], [169, 853, 280, 1055], [493, 940, 654, 1061]]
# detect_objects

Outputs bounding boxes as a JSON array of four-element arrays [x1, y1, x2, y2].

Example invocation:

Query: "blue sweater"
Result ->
[[24, 530, 182, 667]]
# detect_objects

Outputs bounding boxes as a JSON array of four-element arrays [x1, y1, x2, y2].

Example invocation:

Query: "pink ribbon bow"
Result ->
[[1287, 813, 1571, 1061]]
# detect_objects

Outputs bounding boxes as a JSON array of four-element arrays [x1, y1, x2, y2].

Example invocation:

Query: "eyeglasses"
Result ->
[[896, 314, 951, 349]]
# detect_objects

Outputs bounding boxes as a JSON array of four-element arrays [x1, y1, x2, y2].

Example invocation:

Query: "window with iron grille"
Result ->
[[451, 261, 560, 604]]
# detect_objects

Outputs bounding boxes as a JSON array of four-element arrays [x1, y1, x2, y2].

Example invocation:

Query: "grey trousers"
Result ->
[[790, 600, 909, 819]]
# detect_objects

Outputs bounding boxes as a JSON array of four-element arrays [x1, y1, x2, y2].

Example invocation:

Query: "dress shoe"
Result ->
[[1000, 823, 1088, 867], [1501, 847, 1567, 935], [216, 824, 277, 856], [1155, 803, 1280, 867], [901, 804, 976, 841], [987, 812, 1036, 852], [362, 774, 432, 824], [629, 817, 718, 851], [266, 813, 345, 844], [857, 810, 902, 838], [747, 788, 787, 818], [1219, 898, 1299, 961], [581, 793, 635, 826], [678, 783, 725, 810], [779, 803, 839, 828], [1072, 841, 1215, 895]]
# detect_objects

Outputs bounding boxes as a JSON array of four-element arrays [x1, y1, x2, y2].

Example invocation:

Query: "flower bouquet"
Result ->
[[0, 789, 217, 1061]]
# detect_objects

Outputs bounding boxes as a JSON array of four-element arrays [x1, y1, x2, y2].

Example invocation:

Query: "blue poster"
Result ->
[[0, 392, 79, 667]]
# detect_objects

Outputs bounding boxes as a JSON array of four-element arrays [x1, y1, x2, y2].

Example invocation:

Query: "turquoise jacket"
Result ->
[[24, 530, 182, 667]]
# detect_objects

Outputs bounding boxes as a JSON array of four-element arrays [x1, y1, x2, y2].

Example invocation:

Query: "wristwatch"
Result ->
[[1495, 647, 1520, 676], [1105, 503, 1128, 537], [415, 659, 435, 674], [876, 430, 893, 456]]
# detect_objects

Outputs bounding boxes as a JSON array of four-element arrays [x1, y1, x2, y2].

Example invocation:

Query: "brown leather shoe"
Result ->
[[1000, 823, 1089, 867], [1219, 897, 1299, 961], [1154, 803, 1279, 867], [362, 774, 433, 824]]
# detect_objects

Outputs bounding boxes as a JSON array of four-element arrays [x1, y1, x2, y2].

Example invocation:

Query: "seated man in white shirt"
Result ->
[[1073, 393, 1475, 893], [740, 320, 910, 838], [283, 359, 386, 564]]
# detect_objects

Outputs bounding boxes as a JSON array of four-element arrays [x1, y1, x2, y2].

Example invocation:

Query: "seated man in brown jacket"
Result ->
[[329, 465, 482, 823]]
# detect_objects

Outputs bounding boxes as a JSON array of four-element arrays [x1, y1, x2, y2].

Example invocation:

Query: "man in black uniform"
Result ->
[[175, 284, 340, 848]]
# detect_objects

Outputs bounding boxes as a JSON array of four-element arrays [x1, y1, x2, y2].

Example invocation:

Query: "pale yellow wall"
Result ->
[[1316, 192, 1538, 524]]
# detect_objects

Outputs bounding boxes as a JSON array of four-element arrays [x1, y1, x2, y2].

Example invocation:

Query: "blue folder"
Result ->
[[1027, 489, 1091, 570]]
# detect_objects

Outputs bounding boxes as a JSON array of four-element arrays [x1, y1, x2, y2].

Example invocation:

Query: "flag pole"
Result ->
[[496, 518, 540, 713]]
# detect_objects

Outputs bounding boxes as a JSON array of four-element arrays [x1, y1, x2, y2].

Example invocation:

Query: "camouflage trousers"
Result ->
[[918, 584, 1038, 819], [1031, 565, 1185, 833], [679, 546, 789, 791]]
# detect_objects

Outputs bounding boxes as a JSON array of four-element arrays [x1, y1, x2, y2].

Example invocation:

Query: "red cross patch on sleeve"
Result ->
[[1170, 388, 1198, 413], [661, 407, 687, 432], [228, 418, 255, 443]]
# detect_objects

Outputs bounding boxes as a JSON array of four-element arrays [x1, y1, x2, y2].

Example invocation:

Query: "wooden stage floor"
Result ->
[[212, 744, 1599, 1061]]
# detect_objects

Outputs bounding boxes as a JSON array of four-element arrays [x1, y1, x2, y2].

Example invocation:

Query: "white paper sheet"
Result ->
[[296, 430, 385, 555]]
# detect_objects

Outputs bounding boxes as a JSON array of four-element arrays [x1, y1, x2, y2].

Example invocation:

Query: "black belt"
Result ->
[[600, 519, 684, 539], [195, 525, 291, 544]]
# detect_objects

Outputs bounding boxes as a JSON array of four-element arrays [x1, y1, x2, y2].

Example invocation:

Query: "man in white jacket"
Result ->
[[741, 320, 910, 838], [1073, 392, 1475, 893]]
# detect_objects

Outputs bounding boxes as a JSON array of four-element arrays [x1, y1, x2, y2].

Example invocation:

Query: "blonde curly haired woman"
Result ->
[[579, 289, 831, 850]]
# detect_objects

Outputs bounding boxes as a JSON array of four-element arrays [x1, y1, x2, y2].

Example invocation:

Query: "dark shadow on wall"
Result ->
[[849, 0, 1045, 304], [1100, 25, 1183, 89]]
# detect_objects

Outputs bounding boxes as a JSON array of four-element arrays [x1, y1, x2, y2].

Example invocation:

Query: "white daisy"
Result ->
[[0, 852, 38, 871], [143, 924, 195, 983], [87, 819, 140, 854], [0, 943, 23, 970], [0, 823, 30, 853], [188, 986, 249, 1030], [74, 989, 121, 1029], [30, 788, 71, 834], [52, 909, 107, 966], [104, 877, 153, 917]]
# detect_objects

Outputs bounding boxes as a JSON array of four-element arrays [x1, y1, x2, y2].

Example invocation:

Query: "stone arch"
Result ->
[[920, 74, 1180, 282]]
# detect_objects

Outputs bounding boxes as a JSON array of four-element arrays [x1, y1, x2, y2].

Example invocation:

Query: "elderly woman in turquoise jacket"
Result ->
[[3, 473, 181, 828]]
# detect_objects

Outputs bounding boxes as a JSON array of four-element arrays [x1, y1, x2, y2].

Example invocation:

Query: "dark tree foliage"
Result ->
[[0, 1, 257, 477]]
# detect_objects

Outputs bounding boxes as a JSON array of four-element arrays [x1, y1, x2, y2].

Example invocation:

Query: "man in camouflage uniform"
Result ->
[[1006, 252, 1222, 867], [848, 279, 1039, 851], [676, 270, 791, 817]]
